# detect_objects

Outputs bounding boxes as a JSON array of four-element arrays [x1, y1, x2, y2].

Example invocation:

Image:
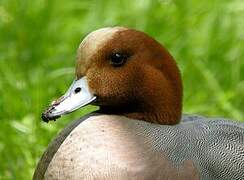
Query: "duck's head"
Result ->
[[42, 27, 182, 125]]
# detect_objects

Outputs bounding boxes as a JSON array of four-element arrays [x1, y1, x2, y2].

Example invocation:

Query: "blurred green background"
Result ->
[[0, 0, 243, 179]]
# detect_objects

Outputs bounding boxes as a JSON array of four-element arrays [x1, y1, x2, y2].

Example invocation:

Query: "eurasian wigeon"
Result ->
[[34, 27, 244, 180]]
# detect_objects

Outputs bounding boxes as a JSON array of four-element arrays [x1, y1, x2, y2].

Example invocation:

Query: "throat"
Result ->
[[98, 105, 180, 125]]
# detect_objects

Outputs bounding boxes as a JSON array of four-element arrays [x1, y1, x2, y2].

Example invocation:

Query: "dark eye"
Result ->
[[110, 53, 127, 67]]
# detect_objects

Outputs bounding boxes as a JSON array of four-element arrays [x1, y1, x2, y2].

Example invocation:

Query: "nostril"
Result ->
[[74, 87, 81, 94]]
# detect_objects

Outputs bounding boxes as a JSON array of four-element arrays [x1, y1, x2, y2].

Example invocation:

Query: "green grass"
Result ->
[[0, 0, 243, 179]]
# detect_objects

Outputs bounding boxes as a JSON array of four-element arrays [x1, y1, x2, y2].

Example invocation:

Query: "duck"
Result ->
[[34, 27, 244, 180]]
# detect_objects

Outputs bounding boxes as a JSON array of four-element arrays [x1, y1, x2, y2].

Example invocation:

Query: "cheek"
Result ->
[[86, 67, 133, 101]]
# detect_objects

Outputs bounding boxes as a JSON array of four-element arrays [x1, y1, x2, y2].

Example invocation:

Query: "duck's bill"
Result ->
[[41, 77, 96, 122]]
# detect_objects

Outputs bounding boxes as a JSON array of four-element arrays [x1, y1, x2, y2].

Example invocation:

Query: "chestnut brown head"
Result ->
[[42, 27, 182, 125]]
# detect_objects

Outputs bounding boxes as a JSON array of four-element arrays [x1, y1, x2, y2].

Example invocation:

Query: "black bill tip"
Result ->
[[41, 112, 61, 123]]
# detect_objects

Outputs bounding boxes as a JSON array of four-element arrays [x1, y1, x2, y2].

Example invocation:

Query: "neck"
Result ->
[[98, 101, 181, 125]]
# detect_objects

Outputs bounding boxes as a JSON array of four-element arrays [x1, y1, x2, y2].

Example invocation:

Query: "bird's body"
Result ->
[[34, 114, 244, 180], [36, 27, 244, 180]]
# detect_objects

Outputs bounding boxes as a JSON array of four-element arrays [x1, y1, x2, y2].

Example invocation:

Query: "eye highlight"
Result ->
[[109, 52, 128, 67]]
